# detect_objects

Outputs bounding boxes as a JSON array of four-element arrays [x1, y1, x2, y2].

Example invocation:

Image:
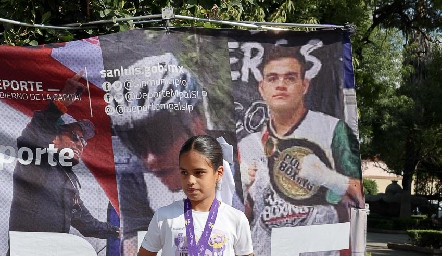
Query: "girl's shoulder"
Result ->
[[219, 202, 248, 221]]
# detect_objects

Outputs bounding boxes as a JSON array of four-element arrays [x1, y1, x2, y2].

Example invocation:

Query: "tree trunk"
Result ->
[[400, 130, 417, 218], [400, 173, 413, 218]]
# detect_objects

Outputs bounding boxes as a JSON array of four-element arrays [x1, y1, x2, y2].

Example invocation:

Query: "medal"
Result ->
[[184, 198, 220, 256], [262, 128, 279, 158]]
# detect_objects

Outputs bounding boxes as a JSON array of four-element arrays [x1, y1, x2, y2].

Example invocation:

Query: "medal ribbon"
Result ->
[[262, 121, 279, 158], [184, 198, 220, 256]]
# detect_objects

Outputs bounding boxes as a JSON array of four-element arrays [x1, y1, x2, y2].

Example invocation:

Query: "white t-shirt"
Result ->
[[141, 200, 253, 256]]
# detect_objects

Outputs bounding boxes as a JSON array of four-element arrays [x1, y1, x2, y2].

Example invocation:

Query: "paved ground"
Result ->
[[366, 231, 424, 256]]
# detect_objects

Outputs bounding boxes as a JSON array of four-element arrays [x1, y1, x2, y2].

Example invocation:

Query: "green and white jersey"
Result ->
[[238, 110, 361, 256]]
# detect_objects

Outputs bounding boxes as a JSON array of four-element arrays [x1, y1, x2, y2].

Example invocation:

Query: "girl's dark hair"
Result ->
[[179, 135, 223, 170]]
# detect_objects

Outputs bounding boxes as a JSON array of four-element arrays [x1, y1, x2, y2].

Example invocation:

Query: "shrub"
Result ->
[[411, 215, 427, 220], [416, 218, 436, 229], [367, 216, 420, 230], [367, 218, 394, 230], [392, 218, 420, 230], [407, 230, 442, 248], [363, 178, 378, 195]]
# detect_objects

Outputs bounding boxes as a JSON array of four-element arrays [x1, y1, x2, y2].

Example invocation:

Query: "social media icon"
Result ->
[[104, 105, 115, 115], [102, 82, 112, 92], [104, 93, 113, 103]]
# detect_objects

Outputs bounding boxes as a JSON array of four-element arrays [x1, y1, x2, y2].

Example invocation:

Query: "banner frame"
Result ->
[[0, 7, 353, 32]]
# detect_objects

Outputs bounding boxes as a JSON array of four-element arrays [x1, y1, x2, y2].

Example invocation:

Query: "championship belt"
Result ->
[[265, 136, 331, 204], [257, 131, 337, 232]]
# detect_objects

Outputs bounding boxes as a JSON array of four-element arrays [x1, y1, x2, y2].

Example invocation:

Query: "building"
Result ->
[[361, 160, 415, 194]]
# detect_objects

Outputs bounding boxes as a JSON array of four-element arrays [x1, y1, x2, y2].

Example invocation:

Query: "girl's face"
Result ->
[[179, 150, 223, 207]]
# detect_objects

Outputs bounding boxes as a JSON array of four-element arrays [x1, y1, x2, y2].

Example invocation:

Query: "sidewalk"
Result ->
[[366, 231, 424, 256]]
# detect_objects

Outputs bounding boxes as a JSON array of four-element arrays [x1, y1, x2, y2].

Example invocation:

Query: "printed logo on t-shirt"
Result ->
[[174, 230, 227, 256], [174, 233, 189, 256], [259, 187, 313, 232]]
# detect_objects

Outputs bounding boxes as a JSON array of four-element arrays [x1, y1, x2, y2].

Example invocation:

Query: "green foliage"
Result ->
[[356, 27, 405, 162], [363, 178, 378, 195], [392, 218, 421, 230], [0, 0, 167, 45], [367, 216, 421, 230], [363, 44, 442, 181], [355, 3, 442, 219], [411, 214, 427, 219], [407, 230, 442, 248], [367, 218, 395, 230], [0, 0, 371, 45]]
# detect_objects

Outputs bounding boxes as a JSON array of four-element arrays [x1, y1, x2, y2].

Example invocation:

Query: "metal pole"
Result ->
[[174, 15, 288, 31], [0, 11, 345, 31]]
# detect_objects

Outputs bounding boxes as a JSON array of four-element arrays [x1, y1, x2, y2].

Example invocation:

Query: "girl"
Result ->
[[138, 135, 253, 256]]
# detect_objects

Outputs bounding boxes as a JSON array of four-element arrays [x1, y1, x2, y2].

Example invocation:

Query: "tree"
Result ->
[[0, 0, 165, 45], [357, 0, 442, 217], [0, 0, 371, 45], [363, 178, 378, 195]]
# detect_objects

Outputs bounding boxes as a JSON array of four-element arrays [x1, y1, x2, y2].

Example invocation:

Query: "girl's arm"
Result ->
[[137, 247, 157, 256]]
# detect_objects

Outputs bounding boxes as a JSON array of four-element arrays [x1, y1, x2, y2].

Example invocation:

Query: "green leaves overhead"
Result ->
[[0, 0, 371, 45]]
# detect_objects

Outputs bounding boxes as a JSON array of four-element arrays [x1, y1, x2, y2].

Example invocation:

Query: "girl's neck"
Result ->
[[189, 196, 216, 212]]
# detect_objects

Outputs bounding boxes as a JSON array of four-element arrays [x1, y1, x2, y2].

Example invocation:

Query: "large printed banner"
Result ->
[[0, 28, 364, 256]]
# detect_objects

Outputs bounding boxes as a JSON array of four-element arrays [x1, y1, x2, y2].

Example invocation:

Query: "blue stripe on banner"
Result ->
[[343, 31, 355, 89], [107, 203, 120, 256]]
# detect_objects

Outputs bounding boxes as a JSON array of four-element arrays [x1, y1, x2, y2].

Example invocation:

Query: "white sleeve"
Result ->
[[234, 212, 254, 255], [140, 210, 162, 252], [216, 160, 236, 206], [299, 154, 349, 196]]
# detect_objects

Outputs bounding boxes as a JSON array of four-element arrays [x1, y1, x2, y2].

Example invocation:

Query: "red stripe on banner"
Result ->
[[0, 44, 119, 214]]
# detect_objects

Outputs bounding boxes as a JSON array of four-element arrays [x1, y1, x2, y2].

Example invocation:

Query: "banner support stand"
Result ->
[[161, 7, 174, 33]]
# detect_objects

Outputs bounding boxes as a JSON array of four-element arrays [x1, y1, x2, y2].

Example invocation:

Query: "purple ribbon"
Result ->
[[184, 198, 220, 256]]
